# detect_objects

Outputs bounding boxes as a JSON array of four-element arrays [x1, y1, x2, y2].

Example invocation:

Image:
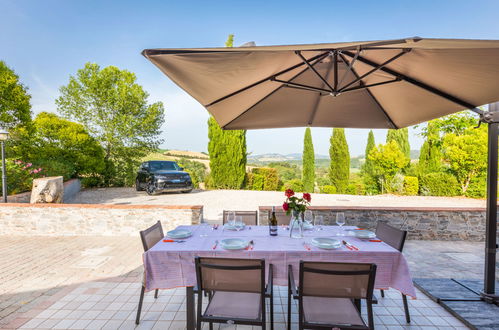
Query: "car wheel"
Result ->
[[135, 179, 143, 191], [146, 183, 156, 195]]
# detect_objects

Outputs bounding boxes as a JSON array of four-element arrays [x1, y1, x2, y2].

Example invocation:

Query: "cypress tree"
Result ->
[[329, 128, 350, 193], [362, 130, 378, 194], [419, 121, 442, 174], [207, 34, 247, 189], [302, 127, 315, 192], [363, 130, 375, 173], [386, 128, 410, 159]]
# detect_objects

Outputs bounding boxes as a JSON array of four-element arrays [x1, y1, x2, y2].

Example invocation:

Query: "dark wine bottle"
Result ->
[[269, 206, 278, 236]]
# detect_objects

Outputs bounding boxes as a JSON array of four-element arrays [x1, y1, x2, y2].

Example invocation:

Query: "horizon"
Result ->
[[1, 0, 496, 156]]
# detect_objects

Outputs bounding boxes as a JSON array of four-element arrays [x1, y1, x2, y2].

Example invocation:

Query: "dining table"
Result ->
[[142, 224, 417, 329]]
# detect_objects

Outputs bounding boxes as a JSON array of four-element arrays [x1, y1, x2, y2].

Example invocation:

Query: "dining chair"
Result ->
[[273, 209, 292, 225], [375, 221, 411, 323], [288, 261, 377, 330], [222, 210, 258, 226], [195, 256, 274, 330], [135, 221, 164, 324]]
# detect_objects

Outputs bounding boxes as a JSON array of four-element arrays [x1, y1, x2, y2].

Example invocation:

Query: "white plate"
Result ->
[[310, 237, 341, 249], [220, 238, 249, 250], [166, 228, 192, 239], [223, 223, 246, 231], [351, 229, 376, 239]]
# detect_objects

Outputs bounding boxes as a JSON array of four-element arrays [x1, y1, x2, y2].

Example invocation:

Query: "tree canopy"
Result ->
[[0, 61, 32, 129], [302, 127, 315, 192], [386, 128, 410, 159], [56, 62, 165, 186], [329, 128, 350, 193]]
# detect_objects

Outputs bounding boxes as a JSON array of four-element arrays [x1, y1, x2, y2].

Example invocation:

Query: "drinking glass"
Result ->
[[235, 216, 244, 231], [304, 210, 313, 227], [336, 212, 346, 236], [227, 211, 235, 227], [315, 215, 323, 231]]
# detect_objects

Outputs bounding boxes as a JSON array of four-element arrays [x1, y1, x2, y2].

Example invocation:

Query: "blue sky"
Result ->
[[1, 0, 498, 156]]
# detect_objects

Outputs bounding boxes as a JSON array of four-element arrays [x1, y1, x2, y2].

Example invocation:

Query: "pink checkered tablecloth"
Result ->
[[143, 225, 416, 298]]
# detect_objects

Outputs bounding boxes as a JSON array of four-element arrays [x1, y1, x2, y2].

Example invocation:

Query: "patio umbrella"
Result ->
[[142, 37, 499, 303]]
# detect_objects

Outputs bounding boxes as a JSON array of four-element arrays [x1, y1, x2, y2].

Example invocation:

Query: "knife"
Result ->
[[342, 240, 359, 251], [212, 240, 219, 250]]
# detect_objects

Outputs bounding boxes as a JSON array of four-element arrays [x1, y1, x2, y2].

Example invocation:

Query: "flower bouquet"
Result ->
[[282, 189, 311, 238]]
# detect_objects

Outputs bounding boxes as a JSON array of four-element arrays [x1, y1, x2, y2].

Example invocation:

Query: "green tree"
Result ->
[[329, 128, 350, 193], [56, 62, 165, 186], [302, 127, 315, 192], [418, 121, 442, 174], [0, 61, 32, 129], [386, 128, 410, 159], [368, 140, 409, 193], [443, 126, 487, 194], [362, 130, 378, 194], [207, 34, 247, 189], [29, 112, 105, 179]]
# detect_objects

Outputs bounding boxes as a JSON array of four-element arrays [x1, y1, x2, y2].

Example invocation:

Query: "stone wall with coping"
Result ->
[[259, 206, 490, 241], [6, 179, 81, 203], [0, 203, 203, 236]]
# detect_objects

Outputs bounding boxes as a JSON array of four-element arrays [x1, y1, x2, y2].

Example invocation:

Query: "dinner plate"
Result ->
[[223, 223, 245, 231], [166, 228, 192, 239], [310, 237, 341, 249], [220, 238, 249, 250], [351, 229, 376, 239]]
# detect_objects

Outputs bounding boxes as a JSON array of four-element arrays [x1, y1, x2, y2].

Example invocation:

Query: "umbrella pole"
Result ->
[[481, 103, 499, 304]]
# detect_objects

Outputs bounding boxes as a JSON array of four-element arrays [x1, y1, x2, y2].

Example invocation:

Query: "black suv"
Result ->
[[136, 161, 193, 195]]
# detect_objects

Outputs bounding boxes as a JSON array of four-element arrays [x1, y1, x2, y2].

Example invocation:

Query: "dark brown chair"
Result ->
[[135, 221, 164, 324], [288, 261, 377, 330], [195, 257, 274, 330], [375, 221, 410, 323], [274, 209, 292, 226], [222, 210, 258, 226]]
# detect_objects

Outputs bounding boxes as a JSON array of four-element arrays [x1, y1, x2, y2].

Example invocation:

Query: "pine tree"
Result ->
[[386, 128, 410, 159], [329, 128, 350, 193], [302, 127, 315, 192], [419, 121, 442, 174], [207, 34, 247, 189]]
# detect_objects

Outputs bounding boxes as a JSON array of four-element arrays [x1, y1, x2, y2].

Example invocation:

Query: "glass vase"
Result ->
[[289, 210, 304, 239]]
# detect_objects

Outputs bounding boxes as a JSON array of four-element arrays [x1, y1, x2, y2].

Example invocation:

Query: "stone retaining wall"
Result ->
[[0, 203, 203, 236], [259, 206, 490, 241], [6, 179, 82, 203]]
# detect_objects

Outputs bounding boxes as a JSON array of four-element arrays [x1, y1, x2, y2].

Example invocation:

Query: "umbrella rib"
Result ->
[[342, 50, 480, 113], [221, 55, 326, 129], [295, 51, 335, 93], [339, 53, 398, 129], [341, 78, 402, 93], [308, 59, 335, 126], [205, 52, 329, 108], [338, 49, 410, 92]]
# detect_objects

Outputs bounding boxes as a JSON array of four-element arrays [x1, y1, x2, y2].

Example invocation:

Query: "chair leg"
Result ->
[[270, 293, 274, 330], [154, 289, 159, 299], [287, 283, 291, 330], [402, 293, 410, 323], [380, 289, 385, 298], [135, 285, 145, 325], [209, 322, 213, 330]]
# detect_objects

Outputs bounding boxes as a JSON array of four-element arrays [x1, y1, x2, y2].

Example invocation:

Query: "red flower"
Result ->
[[303, 193, 311, 202], [282, 202, 289, 211], [285, 189, 295, 198]]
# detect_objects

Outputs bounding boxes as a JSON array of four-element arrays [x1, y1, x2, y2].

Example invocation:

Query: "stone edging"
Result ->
[[259, 205, 486, 212], [0, 203, 203, 210]]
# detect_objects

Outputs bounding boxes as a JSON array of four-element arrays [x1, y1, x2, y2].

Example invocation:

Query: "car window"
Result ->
[[149, 161, 178, 171]]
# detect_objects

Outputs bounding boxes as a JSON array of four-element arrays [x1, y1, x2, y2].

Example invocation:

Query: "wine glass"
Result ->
[[336, 212, 346, 236], [304, 210, 313, 228], [315, 215, 323, 231], [227, 211, 235, 227]]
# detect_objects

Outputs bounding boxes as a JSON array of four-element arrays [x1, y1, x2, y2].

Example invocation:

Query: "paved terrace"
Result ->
[[1, 236, 496, 329]]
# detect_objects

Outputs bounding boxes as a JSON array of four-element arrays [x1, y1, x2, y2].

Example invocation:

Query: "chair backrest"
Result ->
[[375, 221, 407, 252], [274, 209, 292, 225], [139, 221, 164, 252], [222, 210, 258, 226], [195, 257, 265, 294], [299, 261, 376, 300]]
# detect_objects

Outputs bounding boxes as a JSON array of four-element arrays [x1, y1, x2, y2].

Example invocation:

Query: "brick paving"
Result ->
[[0, 236, 489, 329]]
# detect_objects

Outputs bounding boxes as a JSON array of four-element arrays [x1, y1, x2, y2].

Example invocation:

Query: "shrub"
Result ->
[[281, 179, 304, 192], [320, 185, 336, 194], [249, 168, 279, 191], [0, 160, 45, 194], [465, 175, 486, 198], [420, 172, 460, 196], [403, 176, 419, 196], [32, 159, 75, 181], [204, 173, 214, 189], [386, 173, 404, 194], [177, 158, 206, 188], [80, 176, 104, 188]]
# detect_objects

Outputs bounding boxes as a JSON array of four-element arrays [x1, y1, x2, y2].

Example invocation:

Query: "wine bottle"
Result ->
[[269, 206, 278, 236]]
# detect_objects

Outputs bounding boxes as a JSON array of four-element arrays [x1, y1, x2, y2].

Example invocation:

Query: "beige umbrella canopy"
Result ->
[[142, 37, 499, 130]]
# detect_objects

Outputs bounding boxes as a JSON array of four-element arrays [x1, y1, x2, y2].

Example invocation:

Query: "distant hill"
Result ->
[[248, 153, 329, 162]]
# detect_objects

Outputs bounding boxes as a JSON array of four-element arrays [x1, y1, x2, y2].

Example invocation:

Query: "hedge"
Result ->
[[403, 176, 419, 196], [420, 172, 460, 196], [320, 185, 336, 194], [248, 168, 279, 191]]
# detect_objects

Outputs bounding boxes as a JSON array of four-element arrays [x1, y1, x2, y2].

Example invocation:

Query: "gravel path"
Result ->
[[70, 188, 486, 221]]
